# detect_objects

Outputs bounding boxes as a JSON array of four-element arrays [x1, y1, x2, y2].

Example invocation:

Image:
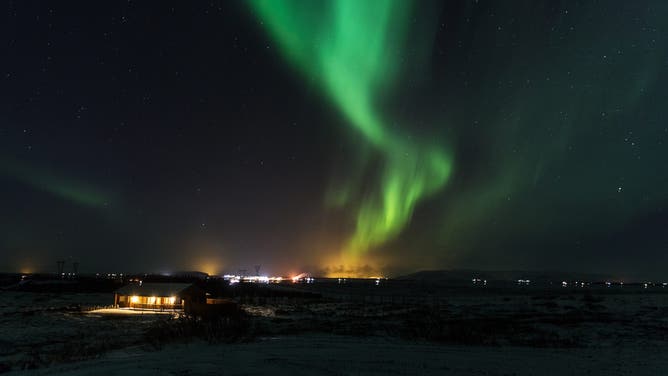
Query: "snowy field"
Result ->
[[9, 335, 668, 376], [2, 285, 668, 374], [0, 292, 168, 371]]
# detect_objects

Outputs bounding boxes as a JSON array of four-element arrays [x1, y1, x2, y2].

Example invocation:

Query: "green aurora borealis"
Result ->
[[0, 158, 110, 208], [249, 0, 668, 274], [2, 1, 668, 277], [250, 0, 453, 258]]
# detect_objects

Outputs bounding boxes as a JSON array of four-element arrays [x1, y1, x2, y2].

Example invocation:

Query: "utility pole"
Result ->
[[57, 260, 65, 277]]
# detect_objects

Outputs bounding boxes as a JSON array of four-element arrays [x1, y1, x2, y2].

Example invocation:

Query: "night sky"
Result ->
[[2, 1, 667, 278]]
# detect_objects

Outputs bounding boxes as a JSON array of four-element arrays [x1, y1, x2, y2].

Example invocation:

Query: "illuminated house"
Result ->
[[114, 283, 204, 311]]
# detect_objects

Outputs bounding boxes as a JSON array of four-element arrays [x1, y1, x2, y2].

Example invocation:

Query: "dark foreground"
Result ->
[[2, 281, 668, 375]]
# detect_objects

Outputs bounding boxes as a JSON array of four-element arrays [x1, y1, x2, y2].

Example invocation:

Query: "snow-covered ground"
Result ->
[[2, 286, 668, 374], [9, 335, 668, 376], [0, 292, 168, 371], [87, 308, 177, 316]]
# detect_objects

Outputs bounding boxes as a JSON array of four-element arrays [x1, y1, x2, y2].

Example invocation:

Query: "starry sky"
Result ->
[[2, 1, 667, 278]]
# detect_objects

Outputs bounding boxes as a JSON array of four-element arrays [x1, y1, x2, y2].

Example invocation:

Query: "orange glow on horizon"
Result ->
[[197, 262, 221, 276], [188, 255, 224, 276], [319, 252, 386, 278]]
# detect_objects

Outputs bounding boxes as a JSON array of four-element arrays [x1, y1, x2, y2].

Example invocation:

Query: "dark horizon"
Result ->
[[4, 265, 666, 284]]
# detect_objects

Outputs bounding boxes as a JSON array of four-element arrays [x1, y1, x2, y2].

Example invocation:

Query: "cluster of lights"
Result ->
[[560, 281, 668, 288], [96, 273, 123, 279], [562, 281, 587, 287], [604, 281, 626, 287], [129, 296, 176, 305], [472, 278, 487, 285], [642, 282, 668, 289], [222, 273, 388, 285], [293, 276, 314, 283], [335, 277, 384, 285], [517, 279, 531, 285], [223, 274, 284, 285], [290, 273, 310, 283]]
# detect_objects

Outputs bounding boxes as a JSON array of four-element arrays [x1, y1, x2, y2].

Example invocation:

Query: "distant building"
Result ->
[[114, 283, 205, 311]]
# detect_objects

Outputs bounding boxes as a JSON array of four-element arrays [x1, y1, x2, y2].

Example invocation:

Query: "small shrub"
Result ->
[[144, 313, 250, 348]]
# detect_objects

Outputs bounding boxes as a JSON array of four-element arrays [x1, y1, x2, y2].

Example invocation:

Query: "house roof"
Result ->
[[115, 283, 195, 297]]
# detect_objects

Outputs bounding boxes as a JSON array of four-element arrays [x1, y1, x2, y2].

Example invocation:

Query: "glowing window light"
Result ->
[[148, 296, 156, 304], [168, 297, 176, 304], [130, 296, 139, 303]]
